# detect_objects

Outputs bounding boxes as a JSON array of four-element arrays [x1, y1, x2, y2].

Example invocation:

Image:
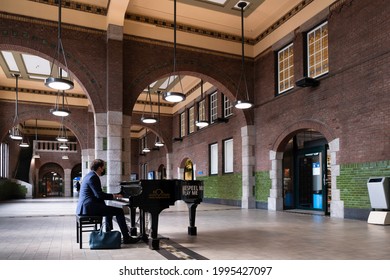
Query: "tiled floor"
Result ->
[[0, 197, 390, 260]]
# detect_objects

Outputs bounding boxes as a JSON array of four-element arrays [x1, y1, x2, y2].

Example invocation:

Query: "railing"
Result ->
[[33, 140, 78, 153]]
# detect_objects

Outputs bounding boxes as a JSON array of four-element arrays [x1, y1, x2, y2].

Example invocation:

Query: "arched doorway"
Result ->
[[41, 171, 63, 197], [282, 129, 331, 214]]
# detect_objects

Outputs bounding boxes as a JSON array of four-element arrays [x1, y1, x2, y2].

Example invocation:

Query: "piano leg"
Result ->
[[139, 209, 149, 242], [187, 203, 199, 235], [129, 206, 138, 236], [149, 210, 161, 250]]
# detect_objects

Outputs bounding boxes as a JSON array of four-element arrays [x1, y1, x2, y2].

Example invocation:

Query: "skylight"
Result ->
[[1, 51, 19, 72]]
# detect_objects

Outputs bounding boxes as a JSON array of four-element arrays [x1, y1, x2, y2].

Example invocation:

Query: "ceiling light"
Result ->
[[44, 0, 74, 91], [155, 136, 164, 147], [163, 91, 186, 103], [141, 86, 157, 124], [9, 74, 23, 141], [162, 0, 186, 103], [59, 143, 69, 150], [234, 2, 253, 110], [196, 79, 209, 128], [56, 118, 68, 142], [9, 126, 23, 140], [19, 141, 30, 148], [51, 90, 71, 117]]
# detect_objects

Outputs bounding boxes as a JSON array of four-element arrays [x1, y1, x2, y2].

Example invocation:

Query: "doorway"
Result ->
[[282, 130, 330, 214]]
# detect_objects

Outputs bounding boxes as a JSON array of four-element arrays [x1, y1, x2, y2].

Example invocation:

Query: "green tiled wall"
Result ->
[[200, 173, 242, 200], [255, 171, 271, 202], [200, 171, 272, 203], [337, 160, 390, 209]]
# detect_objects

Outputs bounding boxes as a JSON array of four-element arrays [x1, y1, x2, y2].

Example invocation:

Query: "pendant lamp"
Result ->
[[234, 2, 253, 109], [141, 86, 157, 124], [9, 74, 23, 140], [44, 0, 74, 91], [163, 0, 186, 103], [195, 79, 209, 128]]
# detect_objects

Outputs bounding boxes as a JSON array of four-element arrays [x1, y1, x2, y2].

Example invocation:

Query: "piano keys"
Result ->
[[120, 179, 204, 250]]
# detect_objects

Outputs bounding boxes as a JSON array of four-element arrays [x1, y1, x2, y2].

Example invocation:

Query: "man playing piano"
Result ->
[[76, 159, 138, 244]]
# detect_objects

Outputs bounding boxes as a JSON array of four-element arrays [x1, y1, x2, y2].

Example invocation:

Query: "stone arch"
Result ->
[[0, 19, 106, 114], [268, 120, 342, 218], [125, 44, 253, 125], [272, 119, 336, 152]]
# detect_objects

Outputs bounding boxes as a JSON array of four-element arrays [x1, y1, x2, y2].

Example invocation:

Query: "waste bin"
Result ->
[[367, 177, 389, 209], [367, 177, 390, 225]]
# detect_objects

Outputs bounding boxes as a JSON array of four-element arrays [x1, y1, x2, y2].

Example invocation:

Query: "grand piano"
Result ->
[[120, 179, 204, 250]]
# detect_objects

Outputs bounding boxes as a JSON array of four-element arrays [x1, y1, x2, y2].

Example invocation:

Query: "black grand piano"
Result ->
[[120, 179, 204, 250]]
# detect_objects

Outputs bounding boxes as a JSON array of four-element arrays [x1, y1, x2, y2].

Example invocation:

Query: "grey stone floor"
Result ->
[[0, 198, 390, 260]]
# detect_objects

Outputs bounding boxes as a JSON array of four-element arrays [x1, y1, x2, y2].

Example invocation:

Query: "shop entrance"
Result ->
[[282, 130, 330, 214]]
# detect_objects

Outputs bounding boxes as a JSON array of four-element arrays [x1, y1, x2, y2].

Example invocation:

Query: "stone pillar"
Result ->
[[268, 150, 284, 211], [166, 153, 173, 179], [329, 138, 343, 218], [64, 168, 71, 197], [122, 114, 131, 182], [105, 24, 123, 193], [241, 125, 256, 209], [107, 111, 123, 193], [95, 113, 107, 189]]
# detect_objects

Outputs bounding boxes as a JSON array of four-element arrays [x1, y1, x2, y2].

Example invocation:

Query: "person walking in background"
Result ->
[[76, 159, 138, 244]]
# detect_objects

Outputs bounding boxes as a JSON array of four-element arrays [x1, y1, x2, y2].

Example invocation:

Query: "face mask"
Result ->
[[100, 168, 106, 176]]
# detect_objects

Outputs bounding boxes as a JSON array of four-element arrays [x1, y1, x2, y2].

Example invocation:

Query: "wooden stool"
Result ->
[[76, 215, 103, 249]]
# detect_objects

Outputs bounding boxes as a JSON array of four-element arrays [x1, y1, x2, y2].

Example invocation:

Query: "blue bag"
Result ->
[[89, 226, 121, 249]]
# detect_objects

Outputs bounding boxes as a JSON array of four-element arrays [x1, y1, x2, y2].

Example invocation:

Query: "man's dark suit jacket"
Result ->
[[76, 171, 114, 215]]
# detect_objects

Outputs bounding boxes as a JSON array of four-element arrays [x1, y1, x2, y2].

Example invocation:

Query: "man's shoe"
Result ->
[[123, 236, 140, 244]]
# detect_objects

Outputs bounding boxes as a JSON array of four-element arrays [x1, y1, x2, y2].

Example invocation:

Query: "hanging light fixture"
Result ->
[[195, 79, 209, 128], [59, 143, 69, 150], [142, 129, 150, 153], [51, 90, 71, 117], [162, 0, 186, 103], [33, 119, 40, 159], [44, 0, 74, 91], [141, 85, 157, 124], [56, 118, 68, 142], [9, 74, 23, 140], [19, 133, 30, 148], [19, 121, 30, 148], [234, 2, 253, 109], [155, 91, 165, 147]]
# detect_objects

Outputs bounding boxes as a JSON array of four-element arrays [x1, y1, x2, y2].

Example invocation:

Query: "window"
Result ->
[[180, 112, 186, 137], [210, 91, 218, 123], [188, 106, 195, 134], [209, 143, 218, 175], [223, 138, 233, 173], [278, 43, 294, 94], [223, 94, 233, 117], [307, 21, 328, 78]]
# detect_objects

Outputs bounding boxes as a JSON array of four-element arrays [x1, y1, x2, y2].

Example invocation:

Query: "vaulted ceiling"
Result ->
[[0, 0, 336, 138]]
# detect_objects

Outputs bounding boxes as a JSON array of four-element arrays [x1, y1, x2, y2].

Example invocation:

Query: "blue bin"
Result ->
[[313, 194, 322, 209]]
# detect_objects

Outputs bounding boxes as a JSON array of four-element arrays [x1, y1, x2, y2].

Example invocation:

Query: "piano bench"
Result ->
[[76, 215, 103, 249]]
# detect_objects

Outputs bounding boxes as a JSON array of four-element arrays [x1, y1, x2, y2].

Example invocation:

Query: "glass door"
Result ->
[[296, 147, 326, 210]]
